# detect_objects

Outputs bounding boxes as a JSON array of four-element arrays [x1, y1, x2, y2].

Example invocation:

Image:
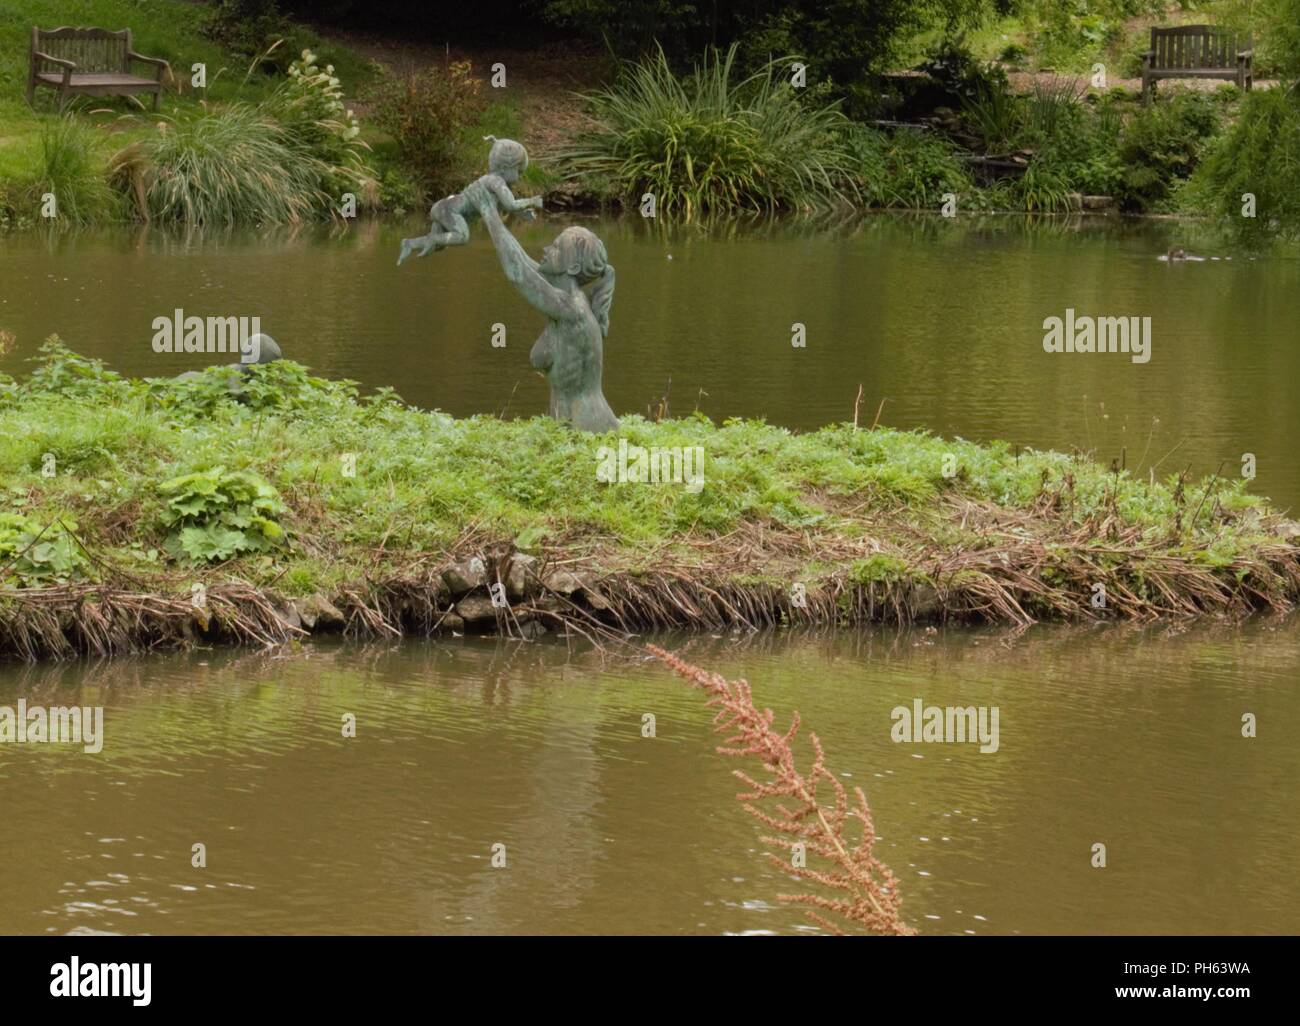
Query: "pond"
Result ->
[[2, 213, 1298, 509], [1, 623, 1296, 935], [1, 214, 1297, 935]]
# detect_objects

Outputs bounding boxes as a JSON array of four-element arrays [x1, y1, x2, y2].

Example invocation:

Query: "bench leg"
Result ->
[[25, 75, 35, 107], [152, 88, 160, 112], [1141, 74, 1153, 104]]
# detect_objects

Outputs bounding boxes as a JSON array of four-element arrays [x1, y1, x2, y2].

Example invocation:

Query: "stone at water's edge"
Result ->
[[456, 595, 499, 623], [443, 558, 488, 595], [294, 594, 345, 631]]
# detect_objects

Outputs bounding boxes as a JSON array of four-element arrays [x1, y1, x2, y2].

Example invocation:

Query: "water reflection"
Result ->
[[1, 618, 1296, 935]]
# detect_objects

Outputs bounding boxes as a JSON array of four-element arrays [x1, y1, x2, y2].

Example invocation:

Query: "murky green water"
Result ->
[[2, 214, 1298, 509], [1, 623, 1297, 935]]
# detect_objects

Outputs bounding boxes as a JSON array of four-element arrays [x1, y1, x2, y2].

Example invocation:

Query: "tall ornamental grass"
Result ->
[[28, 116, 124, 226], [109, 104, 332, 225], [108, 50, 373, 226], [555, 44, 858, 219]]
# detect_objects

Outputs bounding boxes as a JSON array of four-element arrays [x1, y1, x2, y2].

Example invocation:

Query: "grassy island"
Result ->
[[3, 342, 1298, 660]]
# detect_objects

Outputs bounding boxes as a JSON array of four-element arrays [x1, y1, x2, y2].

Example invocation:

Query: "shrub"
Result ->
[[205, 0, 284, 58], [849, 126, 974, 209], [920, 37, 1009, 106], [22, 337, 125, 400], [159, 467, 287, 563], [108, 50, 373, 225], [263, 50, 375, 199], [204, 0, 313, 73], [368, 61, 484, 194], [1184, 88, 1300, 240], [555, 44, 858, 218], [1027, 87, 1125, 200], [1114, 92, 1220, 212]]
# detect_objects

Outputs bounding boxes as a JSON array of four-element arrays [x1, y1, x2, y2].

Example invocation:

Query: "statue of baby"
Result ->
[[396, 136, 543, 266]]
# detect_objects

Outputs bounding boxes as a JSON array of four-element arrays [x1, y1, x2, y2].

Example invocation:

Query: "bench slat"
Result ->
[[35, 72, 157, 86]]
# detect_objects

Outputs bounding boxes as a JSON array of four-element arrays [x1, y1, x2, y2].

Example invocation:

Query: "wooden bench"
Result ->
[[27, 27, 169, 111], [1142, 25, 1252, 102]]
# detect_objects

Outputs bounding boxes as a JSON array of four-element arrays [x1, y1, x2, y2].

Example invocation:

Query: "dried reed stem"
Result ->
[[647, 644, 914, 936]]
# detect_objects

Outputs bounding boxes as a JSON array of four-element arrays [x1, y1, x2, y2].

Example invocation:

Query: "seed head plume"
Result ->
[[646, 644, 914, 936]]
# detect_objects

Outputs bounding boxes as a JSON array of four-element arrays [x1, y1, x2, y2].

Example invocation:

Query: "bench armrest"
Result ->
[[1237, 49, 1254, 59], [127, 51, 170, 81], [32, 50, 75, 85]]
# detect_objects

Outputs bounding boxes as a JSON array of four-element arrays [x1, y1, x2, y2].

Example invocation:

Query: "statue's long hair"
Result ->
[[553, 227, 615, 337]]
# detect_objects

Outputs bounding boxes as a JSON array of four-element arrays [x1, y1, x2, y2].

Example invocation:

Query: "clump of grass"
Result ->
[[25, 116, 123, 226], [555, 44, 858, 219], [108, 103, 333, 225], [109, 49, 374, 225], [647, 644, 913, 936], [847, 126, 974, 209]]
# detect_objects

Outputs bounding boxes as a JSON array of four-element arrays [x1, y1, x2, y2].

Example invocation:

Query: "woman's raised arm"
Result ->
[[469, 183, 572, 321]]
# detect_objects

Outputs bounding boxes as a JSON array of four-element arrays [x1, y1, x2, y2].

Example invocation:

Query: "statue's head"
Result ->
[[540, 226, 606, 282], [485, 136, 528, 183], [541, 227, 616, 336]]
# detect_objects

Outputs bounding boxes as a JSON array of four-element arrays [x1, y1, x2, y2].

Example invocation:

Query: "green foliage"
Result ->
[[0, 512, 86, 583], [21, 337, 124, 400], [203, 0, 359, 77], [1262, 0, 1300, 79], [848, 126, 975, 209], [205, 0, 285, 58], [159, 467, 287, 563], [367, 61, 484, 194], [542, 0, 1015, 86], [1184, 88, 1300, 240], [848, 553, 912, 584], [962, 81, 1021, 151], [555, 45, 858, 218], [262, 49, 375, 200], [0, 343, 1284, 593], [145, 359, 359, 418], [25, 116, 123, 226], [107, 48, 377, 228], [1114, 92, 1220, 212], [921, 37, 1010, 104]]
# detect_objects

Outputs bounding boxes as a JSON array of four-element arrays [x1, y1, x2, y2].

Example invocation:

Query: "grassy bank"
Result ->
[[0, 0, 541, 228], [1, 341, 1298, 660], [0, 0, 374, 225]]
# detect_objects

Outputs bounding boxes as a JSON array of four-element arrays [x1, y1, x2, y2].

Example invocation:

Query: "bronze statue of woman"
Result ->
[[463, 179, 619, 433]]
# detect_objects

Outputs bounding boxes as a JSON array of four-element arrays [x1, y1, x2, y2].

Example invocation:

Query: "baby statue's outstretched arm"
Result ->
[[487, 175, 543, 220]]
